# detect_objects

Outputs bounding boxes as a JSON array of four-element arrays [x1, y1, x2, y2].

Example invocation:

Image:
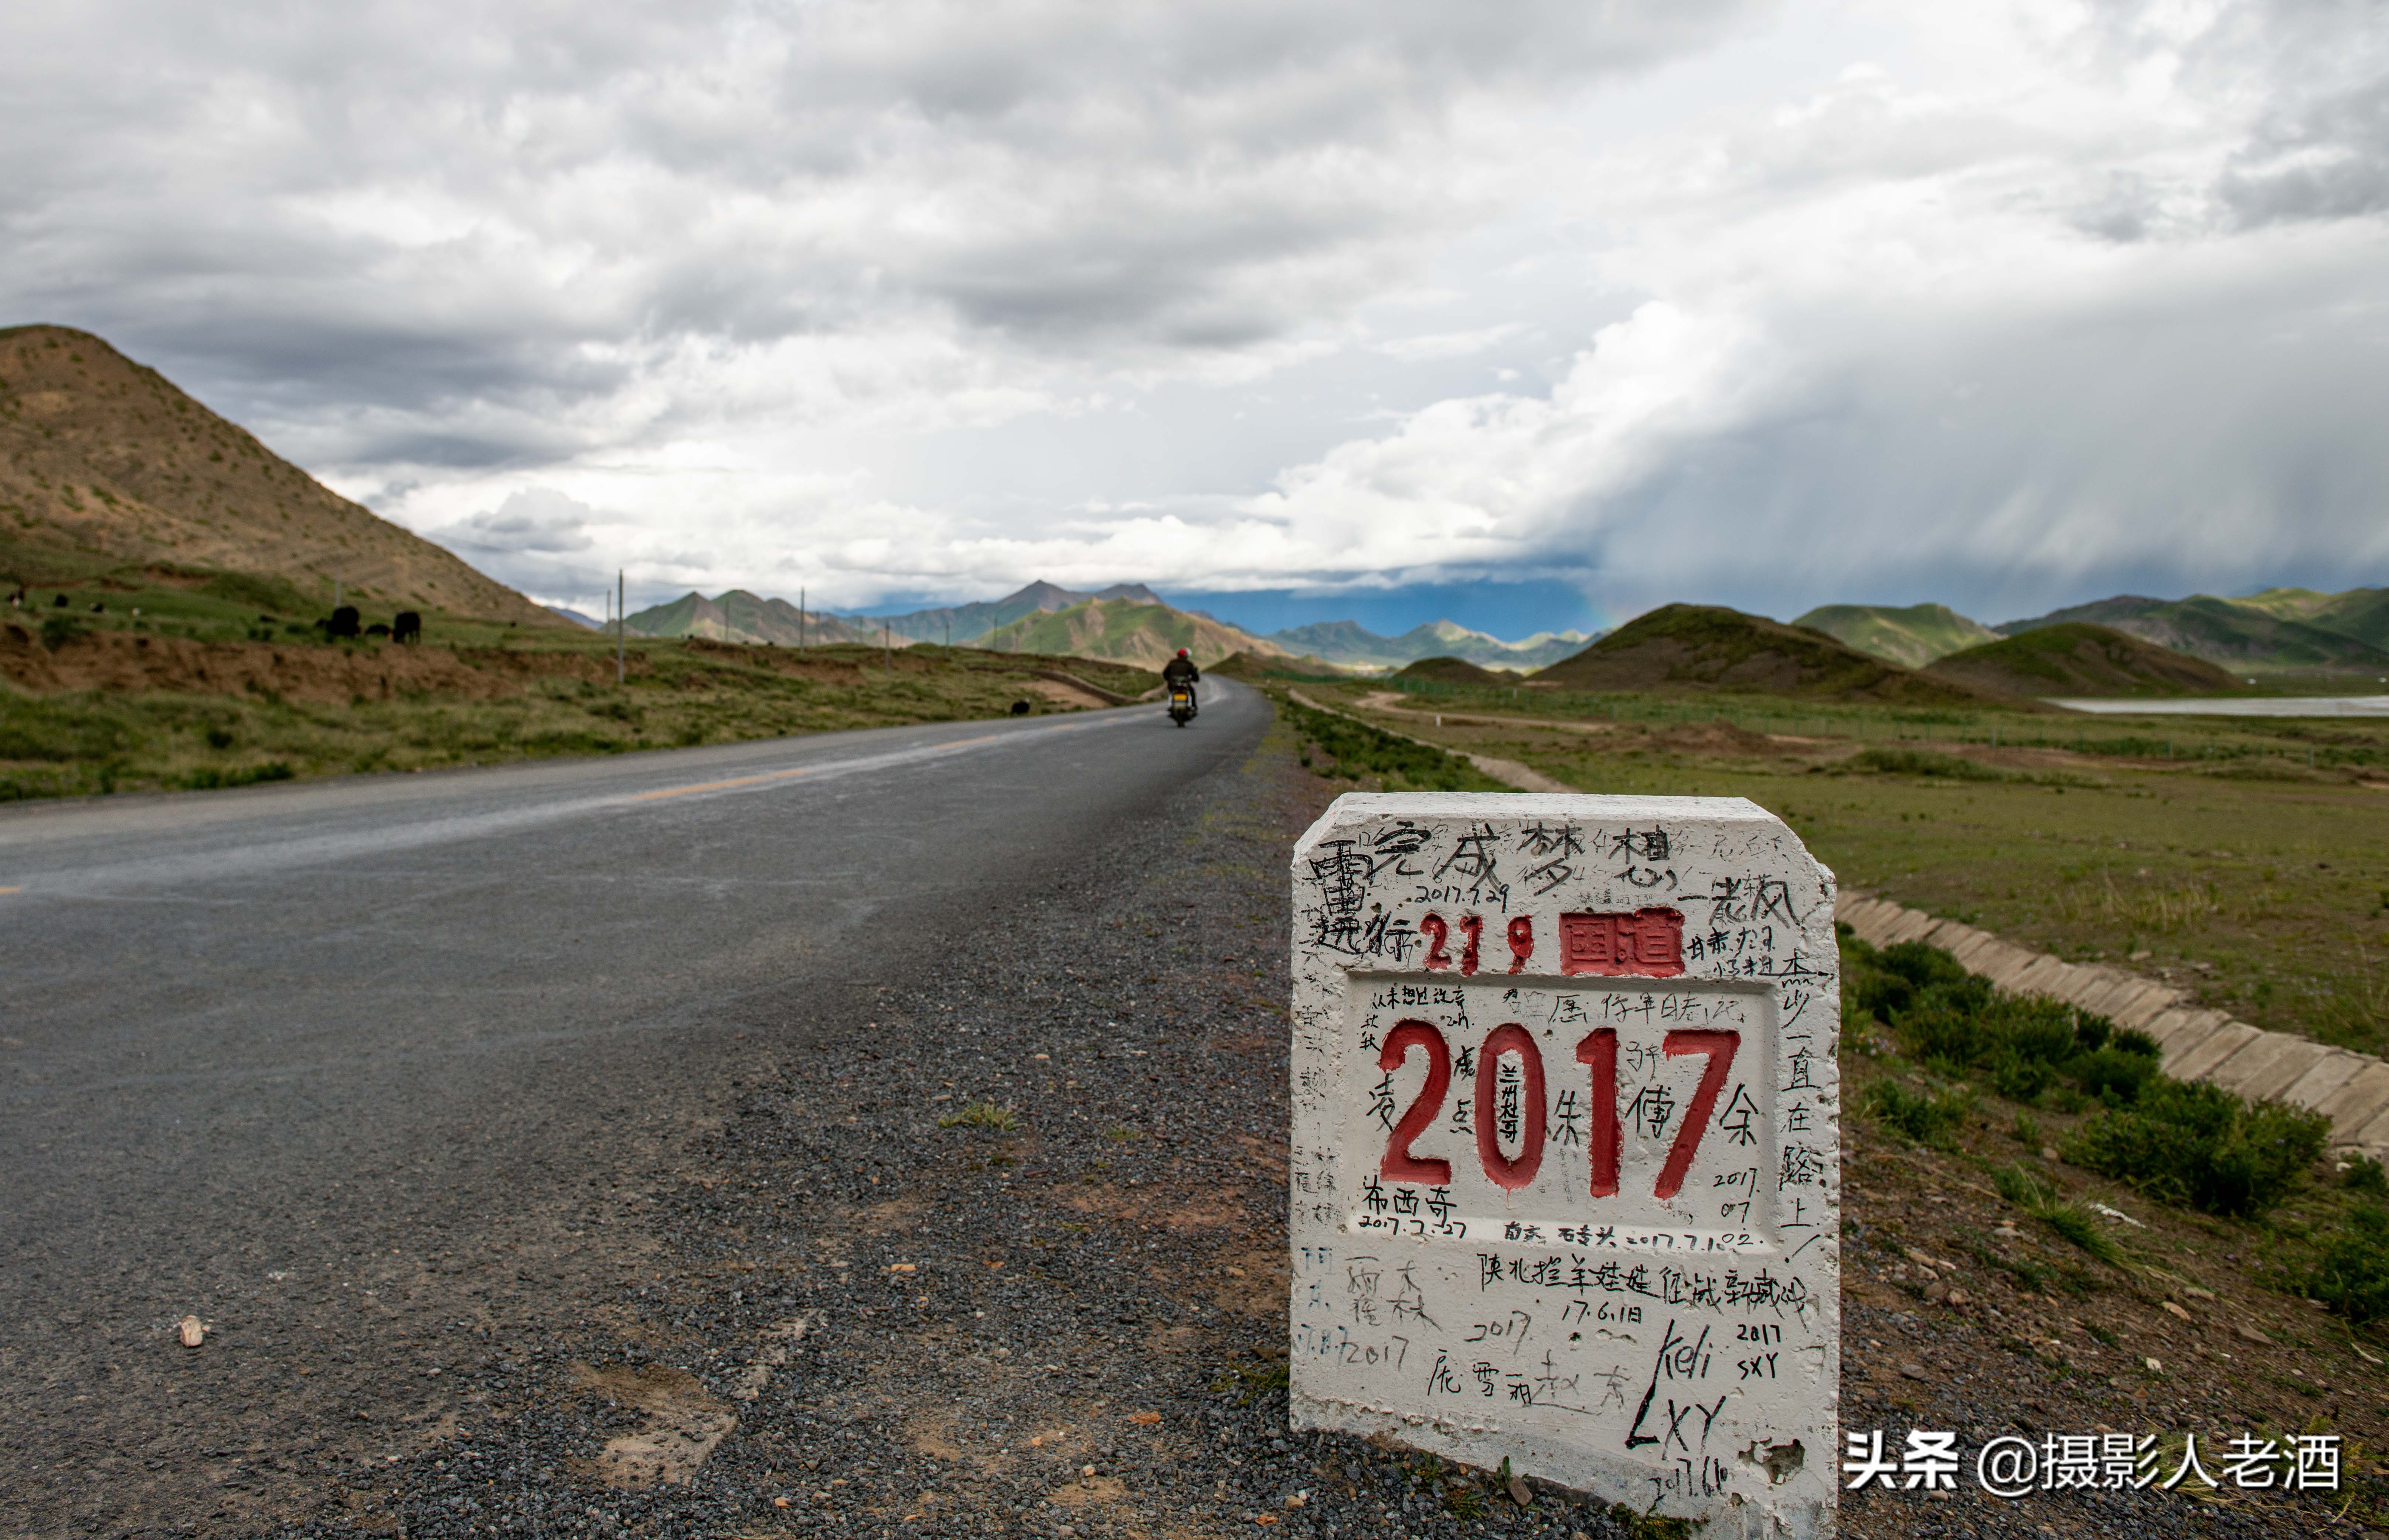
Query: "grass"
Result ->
[[1272, 691, 1508, 793], [1267, 670, 2389, 1053], [1, 629, 1158, 801], [1210, 1357, 1290, 1406], [1992, 1165, 2125, 1265], [937, 1101, 1022, 1132]]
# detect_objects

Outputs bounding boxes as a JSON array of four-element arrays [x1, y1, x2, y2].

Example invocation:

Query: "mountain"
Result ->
[[1531, 603, 2011, 704], [1267, 617, 1596, 671], [625, 590, 884, 645], [545, 606, 604, 630], [0, 324, 555, 624], [868, 580, 1164, 644], [975, 597, 1284, 668], [1996, 594, 2389, 675], [1792, 603, 2000, 670], [1924, 623, 2240, 697], [2288, 587, 2389, 652], [1395, 655, 1509, 686]]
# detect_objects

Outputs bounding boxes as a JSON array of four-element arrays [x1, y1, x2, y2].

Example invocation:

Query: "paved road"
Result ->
[[0, 681, 1268, 1537]]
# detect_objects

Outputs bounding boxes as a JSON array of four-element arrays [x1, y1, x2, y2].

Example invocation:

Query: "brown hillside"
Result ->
[[1924, 621, 2241, 697], [1531, 603, 2018, 705], [0, 324, 556, 625]]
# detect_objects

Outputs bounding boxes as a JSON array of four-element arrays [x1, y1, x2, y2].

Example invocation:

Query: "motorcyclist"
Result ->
[[1163, 648, 1200, 716]]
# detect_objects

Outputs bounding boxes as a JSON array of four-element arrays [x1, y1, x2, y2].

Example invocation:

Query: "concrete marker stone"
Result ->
[[1290, 793, 1838, 1538]]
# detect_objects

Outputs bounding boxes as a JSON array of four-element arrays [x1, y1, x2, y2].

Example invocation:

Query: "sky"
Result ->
[[7, 0, 2388, 639]]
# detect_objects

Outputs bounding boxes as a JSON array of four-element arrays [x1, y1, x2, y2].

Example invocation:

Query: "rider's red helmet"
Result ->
[[1177, 648, 1189, 657]]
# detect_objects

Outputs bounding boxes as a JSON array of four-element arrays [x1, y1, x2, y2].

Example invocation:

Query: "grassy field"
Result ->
[[1265, 671, 2389, 1055], [1, 618, 1158, 801]]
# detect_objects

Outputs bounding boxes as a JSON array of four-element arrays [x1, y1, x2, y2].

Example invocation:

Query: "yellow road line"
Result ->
[[0, 886, 20, 895], [632, 767, 815, 803]]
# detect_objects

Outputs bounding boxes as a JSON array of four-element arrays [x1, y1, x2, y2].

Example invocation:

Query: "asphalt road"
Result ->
[[0, 680, 1268, 1538]]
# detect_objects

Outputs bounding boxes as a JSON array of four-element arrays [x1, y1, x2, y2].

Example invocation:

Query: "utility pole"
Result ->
[[799, 585, 806, 653], [884, 620, 892, 671], [616, 569, 625, 685]]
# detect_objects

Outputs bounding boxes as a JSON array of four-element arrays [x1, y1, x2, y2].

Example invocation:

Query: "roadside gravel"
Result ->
[[272, 724, 1640, 1539], [248, 720, 2383, 1540]]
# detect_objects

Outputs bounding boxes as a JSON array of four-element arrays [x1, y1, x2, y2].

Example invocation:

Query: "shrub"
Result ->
[[1863, 1079, 1973, 1148], [2303, 1204, 2389, 1323], [2072, 1045, 2161, 1107], [2061, 1079, 2330, 1217], [2344, 1155, 2389, 1195], [1842, 935, 2156, 1108]]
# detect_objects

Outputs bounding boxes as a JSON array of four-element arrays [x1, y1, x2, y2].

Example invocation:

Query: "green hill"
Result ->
[[1997, 593, 2389, 675], [1530, 603, 2011, 704], [1924, 623, 2240, 697], [974, 597, 1281, 669], [2294, 588, 2389, 652], [1791, 603, 1999, 669], [1394, 655, 1510, 686]]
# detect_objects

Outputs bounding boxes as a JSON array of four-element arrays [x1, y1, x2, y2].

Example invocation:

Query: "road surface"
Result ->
[[0, 680, 1268, 1537]]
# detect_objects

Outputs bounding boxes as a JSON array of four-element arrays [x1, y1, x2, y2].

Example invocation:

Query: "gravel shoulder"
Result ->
[[253, 715, 1643, 1540]]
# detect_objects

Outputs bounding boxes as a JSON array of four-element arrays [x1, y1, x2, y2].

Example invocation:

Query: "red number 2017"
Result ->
[[1381, 1023, 1741, 1201]]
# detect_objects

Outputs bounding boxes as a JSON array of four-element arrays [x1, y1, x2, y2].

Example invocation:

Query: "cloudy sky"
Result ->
[[8, 0, 2387, 636]]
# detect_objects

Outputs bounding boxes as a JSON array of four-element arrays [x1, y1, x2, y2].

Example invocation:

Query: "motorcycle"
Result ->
[[1167, 682, 1197, 726]]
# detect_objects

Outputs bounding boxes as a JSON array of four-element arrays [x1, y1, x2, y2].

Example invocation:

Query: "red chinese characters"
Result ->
[[1556, 908, 1685, 978]]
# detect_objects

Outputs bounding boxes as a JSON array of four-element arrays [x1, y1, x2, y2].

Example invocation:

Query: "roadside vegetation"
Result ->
[[1839, 931, 2389, 1513], [1271, 689, 1508, 793], [1254, 664, 2389, 1054], [1, 598, 1157, 800]]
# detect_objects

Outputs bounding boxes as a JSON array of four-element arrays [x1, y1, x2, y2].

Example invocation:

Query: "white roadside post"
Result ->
[[1289, 793, 1839, 1537]]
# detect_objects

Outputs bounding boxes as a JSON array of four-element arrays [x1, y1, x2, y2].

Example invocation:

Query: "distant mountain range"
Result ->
[[867, 580, 1169, 644], [977, 596, 1286, 669], [615, 573, 2389, 686], [1534, 604, 2004, 705], [1997, 592, 2389, 674], [1799, 590, 2389, 677], [624, 579, 1589, 673], [1266, 617, 1596, 671], [625, 589, 885, 647]]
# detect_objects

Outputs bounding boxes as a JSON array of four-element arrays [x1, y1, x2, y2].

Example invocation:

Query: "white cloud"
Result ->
[[5, 0, 2387, 622]]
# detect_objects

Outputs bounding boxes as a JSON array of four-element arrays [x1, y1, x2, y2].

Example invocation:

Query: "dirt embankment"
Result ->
[[0, 624, 647, 703]]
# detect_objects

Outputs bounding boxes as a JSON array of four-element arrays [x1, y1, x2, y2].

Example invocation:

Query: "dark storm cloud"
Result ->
[[0, 0, 1754, 463]]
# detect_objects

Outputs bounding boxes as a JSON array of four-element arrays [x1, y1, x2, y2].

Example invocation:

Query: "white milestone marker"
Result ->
[[1288, 793, 1838, 1537]]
